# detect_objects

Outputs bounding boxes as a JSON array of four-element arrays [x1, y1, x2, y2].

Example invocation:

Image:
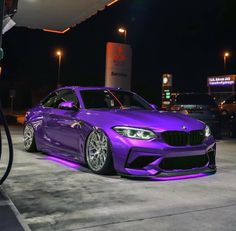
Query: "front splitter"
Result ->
[[119, 167, 216, 180]]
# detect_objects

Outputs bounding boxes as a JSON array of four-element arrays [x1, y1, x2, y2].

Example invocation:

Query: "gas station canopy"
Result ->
[[13, 0, 119, 33]]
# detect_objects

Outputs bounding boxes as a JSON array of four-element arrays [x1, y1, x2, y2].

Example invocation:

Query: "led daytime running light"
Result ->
[[113, 126, 156, 140]]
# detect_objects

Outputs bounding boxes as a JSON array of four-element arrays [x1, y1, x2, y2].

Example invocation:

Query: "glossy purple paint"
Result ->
[[25, 86, 217, 178]]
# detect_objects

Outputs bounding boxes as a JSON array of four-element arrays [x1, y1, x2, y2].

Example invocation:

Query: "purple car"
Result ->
[[23, 86, 216, 177]]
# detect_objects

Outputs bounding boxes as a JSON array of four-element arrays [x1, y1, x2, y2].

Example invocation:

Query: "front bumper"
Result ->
[[110, 134, 216, 177]]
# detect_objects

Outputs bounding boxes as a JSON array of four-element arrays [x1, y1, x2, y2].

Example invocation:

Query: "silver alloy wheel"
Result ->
[[86, 130, 108, 171], [24, 124, 34, 150]]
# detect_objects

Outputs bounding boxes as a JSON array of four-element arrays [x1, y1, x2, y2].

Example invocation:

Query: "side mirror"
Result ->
[[150, 104, 158, 110], [58, 101, 77, 111]]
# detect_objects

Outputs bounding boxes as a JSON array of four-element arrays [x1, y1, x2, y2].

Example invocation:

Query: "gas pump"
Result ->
[[0, 0, 18, 185]]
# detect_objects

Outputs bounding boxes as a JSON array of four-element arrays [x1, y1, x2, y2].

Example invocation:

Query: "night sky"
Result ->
[[1, 0, 236, 106]]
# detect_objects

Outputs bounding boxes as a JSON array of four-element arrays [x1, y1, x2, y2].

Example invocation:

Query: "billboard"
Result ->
[[208, 75, 236, 87], [105, 42, 132, 90]]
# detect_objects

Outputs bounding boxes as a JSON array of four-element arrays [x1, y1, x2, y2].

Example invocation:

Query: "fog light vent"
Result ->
[[127, 156, 158, 169]]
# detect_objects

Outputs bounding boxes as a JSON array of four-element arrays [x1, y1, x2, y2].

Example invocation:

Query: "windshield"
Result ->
[[80, 90, 152, 110], [175, 94, 216, 105]]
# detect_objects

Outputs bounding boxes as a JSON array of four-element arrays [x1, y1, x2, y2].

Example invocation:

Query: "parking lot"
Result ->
[[1, 126, 236, 231]]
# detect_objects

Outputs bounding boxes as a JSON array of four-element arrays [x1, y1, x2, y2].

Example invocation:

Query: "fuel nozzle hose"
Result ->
[[0, 105, 13, 185], [0, 0, 17, 185]]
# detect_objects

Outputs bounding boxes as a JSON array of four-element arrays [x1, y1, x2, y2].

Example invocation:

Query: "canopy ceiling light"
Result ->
[[13, 0, 119, 33]]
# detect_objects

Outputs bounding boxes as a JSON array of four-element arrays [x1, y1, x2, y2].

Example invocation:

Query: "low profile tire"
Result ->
[[23, 123, 37, 152], [86, 129, 114, 175]]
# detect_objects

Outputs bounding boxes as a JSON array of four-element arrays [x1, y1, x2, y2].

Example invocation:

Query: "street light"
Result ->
[[118, 27, 127, 43], [223, 52, 230, 73], [56, 50, 62, 88]]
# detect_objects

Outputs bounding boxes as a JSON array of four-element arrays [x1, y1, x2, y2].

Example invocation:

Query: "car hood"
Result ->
[[80, 109, 205, 132]]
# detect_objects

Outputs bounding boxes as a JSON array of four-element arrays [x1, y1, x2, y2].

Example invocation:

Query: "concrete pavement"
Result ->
[[0, 188, 30, 231], [0, 126, 236, 231]]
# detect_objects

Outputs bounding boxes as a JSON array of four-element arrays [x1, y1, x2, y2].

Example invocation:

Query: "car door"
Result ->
[[40, 92, 59, 147], [45, 90, 82, 159]]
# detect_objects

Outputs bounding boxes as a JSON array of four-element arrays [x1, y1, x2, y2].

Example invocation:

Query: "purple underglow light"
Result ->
[[151, 173, 209, 181], [45, 156, 81, 169]]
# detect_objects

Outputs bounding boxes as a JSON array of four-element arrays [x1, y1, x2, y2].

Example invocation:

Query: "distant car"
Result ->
[[220, 95, 236, 116], [171, 93, 221, 138], [23, 87, 216, 177], [230, 112, 236, 137]]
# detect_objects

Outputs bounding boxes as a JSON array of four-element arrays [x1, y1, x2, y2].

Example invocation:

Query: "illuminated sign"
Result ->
[[105, 42, 132, 90], [208, 75, 236, 87], [163, 77, 168, 84], [162, 74, 173, 109], [162, 74, 172, 87], [164, 89, 171, 100]]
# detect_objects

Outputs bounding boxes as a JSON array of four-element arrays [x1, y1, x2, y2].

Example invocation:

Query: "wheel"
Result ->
[[23, 123, 37, 152], [85, 129, 114, 174]]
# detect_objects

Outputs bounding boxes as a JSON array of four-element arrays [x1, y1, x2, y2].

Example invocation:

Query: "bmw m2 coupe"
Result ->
[[23, 87, 216, 177]]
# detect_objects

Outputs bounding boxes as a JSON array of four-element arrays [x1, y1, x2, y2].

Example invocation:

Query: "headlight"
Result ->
[[113, 126, 156, 140], [205, 125, 211, 137]]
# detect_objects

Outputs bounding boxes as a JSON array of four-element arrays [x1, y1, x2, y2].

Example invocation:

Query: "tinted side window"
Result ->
[[81, 90, 119, 109], [42, 93, 58, 108], [80, 90, 152, 110], [54, 90, 79, 109], [63, 92, 78, 104]]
